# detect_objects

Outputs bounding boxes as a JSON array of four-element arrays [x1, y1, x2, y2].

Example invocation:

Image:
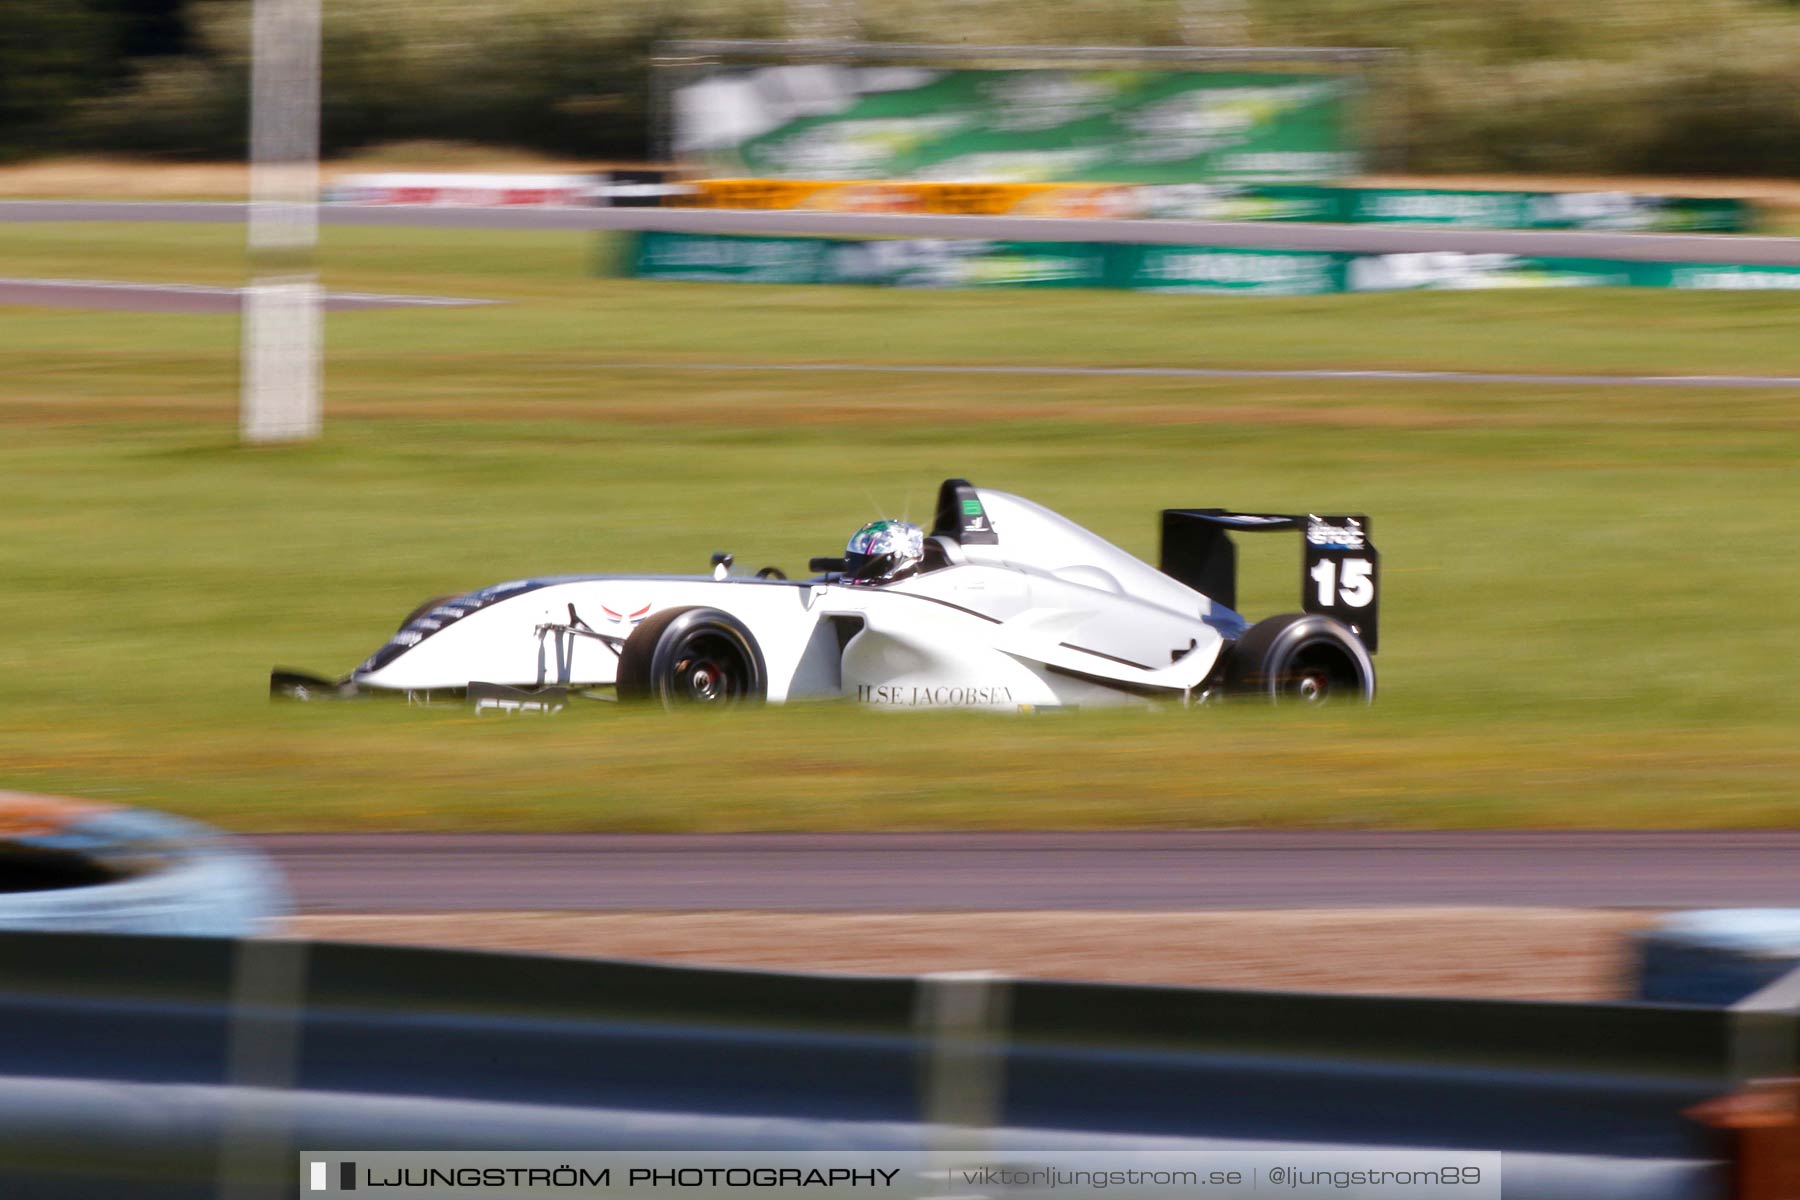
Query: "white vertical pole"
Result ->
[[242, 0, 323, 444]]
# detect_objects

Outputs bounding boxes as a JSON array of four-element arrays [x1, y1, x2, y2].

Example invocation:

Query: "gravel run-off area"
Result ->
[[286, 908, 1655, 1002]]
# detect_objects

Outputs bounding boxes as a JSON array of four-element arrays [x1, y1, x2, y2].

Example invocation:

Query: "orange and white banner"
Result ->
[[669, 179, 1146, 219]]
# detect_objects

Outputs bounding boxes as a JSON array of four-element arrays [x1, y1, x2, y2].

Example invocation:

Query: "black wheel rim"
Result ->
[[669, 630, 750, 704], [1278, 638, 1360, 704], [1292, 670, 1330, 703]]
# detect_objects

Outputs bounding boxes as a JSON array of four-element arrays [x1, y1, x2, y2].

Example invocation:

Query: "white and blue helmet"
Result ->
[[843, 519, 925, 586]]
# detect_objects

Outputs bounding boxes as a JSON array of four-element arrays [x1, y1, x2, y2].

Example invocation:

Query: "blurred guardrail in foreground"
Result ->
[[0, 795, 286, 937], [1, 930, 1788, 1198]]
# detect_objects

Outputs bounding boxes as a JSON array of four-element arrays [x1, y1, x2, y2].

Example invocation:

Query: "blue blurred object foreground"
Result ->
[[1639, 910, 1800, 1007], [0, 794, 287, 936]]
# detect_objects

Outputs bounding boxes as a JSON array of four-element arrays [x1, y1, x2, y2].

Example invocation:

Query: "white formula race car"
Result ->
[[271, 478, 1379, 711]]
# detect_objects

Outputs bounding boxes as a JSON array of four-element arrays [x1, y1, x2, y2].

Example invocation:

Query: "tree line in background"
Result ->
[[3, 0, 1797, 176]]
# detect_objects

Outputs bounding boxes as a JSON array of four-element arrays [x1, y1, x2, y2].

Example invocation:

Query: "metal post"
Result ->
[[216, 938, 312, 1198], [1730, 962, 1800, 1085], [916, 971, 1009, 1145], [242, 0, 322, 444], [1694, 967, 1800, 1200]]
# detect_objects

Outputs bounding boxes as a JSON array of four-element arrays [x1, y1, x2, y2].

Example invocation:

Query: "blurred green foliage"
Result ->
[[4, 0, 1799, 173], [0, 0, 119, 161]]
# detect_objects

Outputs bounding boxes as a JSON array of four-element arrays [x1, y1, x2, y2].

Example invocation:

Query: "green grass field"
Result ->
[[1, 222, 1796, 830]]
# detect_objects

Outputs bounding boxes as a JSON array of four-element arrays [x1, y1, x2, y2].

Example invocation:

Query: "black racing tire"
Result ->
[[399, 595, 457, 630], [1222, 613, 1375, 704], [615, 606, 767, 708]]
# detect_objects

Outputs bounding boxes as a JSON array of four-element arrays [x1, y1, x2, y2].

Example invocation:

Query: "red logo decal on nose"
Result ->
[[602, 603, 652, 625]]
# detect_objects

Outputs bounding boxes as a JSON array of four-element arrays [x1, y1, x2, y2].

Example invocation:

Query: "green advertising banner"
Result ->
[[1345, 253, 1637, 291], [829, 239, 1111, 288], [678, 68, 1358, 183], [628, 231, 826, 284], [623, 232, 1788, 296], [1133, 184, 1349, 222], [1118, 244, 1345, 295], [1342, 188, 1752, 232], [1639, 262, 1800, 289], [1344, 189, 1535, 228], [627, 232, 1111, 289]]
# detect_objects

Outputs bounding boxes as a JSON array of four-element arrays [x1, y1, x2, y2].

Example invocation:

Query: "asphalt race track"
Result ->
[[6, 200, 1800, 266], [254, 831, 1800, 913]]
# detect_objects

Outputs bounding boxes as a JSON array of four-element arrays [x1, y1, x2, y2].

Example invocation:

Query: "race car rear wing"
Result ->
[[1161, 510, 1380, 653]]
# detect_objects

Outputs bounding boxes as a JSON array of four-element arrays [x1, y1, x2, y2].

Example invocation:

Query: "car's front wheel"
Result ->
[[615, 607, 767, 708]]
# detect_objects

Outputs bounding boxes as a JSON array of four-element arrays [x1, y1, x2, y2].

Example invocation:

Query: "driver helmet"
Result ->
[[843, 519, 925, 586]]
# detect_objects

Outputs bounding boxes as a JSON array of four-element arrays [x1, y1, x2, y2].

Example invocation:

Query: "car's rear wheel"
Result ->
[[615, 607, 767, 708], [1222, 613, 1374, 704]]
